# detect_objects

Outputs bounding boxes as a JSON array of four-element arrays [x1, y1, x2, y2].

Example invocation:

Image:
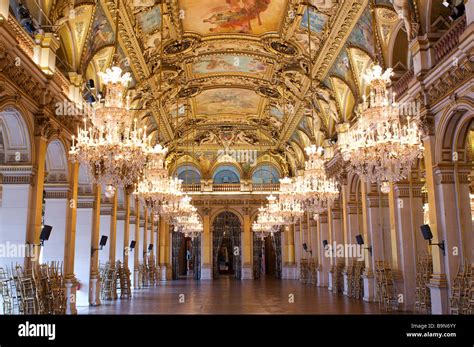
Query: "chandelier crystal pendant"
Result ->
[[134, 144, 184, 205], [301, 145, 339, 219], [174, 212, 203, 239], [338, 65, 424, 193], [69, 66, 152, 192], [276, 178, 304, 224]]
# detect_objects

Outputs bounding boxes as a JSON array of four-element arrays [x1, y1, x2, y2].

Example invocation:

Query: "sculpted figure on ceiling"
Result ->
[[310, 0, 338, 14], [314, 86, 339, 123], [392, 0, 419, 40]]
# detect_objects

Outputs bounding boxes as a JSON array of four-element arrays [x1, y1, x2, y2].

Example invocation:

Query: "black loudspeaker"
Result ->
[[148, 244, 153, 251], [130, 241, 136, 249], [420, 224, 433, 240], [355, 234, 364, 245], [302, 243, 308, 251], [99, 235, 108, 247], [40, 225, 52, 242], [322, 240, 328, 248]]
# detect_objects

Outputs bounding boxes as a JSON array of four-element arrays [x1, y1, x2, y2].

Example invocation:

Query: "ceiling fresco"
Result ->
[[178, 0, 287, 35], [195, 88, 261, 116]]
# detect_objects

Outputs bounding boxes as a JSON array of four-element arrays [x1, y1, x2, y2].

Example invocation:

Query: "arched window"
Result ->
[[213, 165, 240, 184], [177, 165, 201, 184], [251, 165, 280, 184]]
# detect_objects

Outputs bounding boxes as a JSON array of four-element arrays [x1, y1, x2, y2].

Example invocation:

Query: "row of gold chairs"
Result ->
[[450, 261, 472, 315], [346, 260, 364, 299], [0, 262, 65, 315], [375, 261, 397, 312], [414, 252, 432, 314], [299, 258, 318, 285], [100, 261, 132, 300]]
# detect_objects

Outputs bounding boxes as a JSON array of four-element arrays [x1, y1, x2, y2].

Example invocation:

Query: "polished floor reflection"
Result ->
[[78, 277, 382, 314]]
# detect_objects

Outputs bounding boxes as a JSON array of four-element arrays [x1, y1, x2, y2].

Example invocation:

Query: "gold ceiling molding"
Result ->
[[278, 0, 367, 144]]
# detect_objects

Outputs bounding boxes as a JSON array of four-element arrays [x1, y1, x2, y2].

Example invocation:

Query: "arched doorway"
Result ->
[[212, 212, 241, 279], [253, 230, 282, 279], [172, 231, 201, 280]]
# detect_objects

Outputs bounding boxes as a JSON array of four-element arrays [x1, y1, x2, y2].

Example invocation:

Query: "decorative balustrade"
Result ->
[[181, 182, 280, 193], [393, 68, 414, 99], [250, 183, 280, 192], [181, 184, 201, 192], [433, 16, 467, 63], [212, 183, 241, 192]]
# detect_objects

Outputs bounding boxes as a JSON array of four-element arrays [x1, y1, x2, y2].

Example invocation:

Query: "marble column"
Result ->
[[424, 136, 449, 313], [89, 184, 101, 306], [317, 213, 329, 287], [149, 212, 155, 269], [282, 224, 297, 279], [63, 161, 79, 314], [133, 198, 140, 289], [327, 208, 334, 291], [201, 208, 212, 279], [388, 181, 416, 311], [108, 192, 118, 299], [330, 205, 343, 292], [361, 180, 376, 302], [155, 216, 160, 274], [25, 134, 47, 268], [159, 218, 171, 281], [241, 207, 253, 279], [142, 208, 148, 269], [123, 191, 131, 267]]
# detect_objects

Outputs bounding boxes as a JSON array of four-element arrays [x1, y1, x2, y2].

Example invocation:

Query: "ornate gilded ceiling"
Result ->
[[9, 0, 425, 172]]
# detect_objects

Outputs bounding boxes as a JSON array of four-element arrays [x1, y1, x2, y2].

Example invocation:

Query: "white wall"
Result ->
[[128, 224, 135, 287], [74, 208, 92, 306], [0, 185, 30, 269], [116, 219, 125, 263], [42, 199, 67, 264], [98, 215, 111, 265]]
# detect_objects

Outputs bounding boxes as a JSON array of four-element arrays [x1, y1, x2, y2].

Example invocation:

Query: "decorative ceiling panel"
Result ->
[[178, 0, 288, 35], [195, 88, 260, 116]]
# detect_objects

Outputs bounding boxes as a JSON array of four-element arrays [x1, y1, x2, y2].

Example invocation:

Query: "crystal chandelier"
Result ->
[[134, 144, 184, 205], [69, 66, 152, 193], [338, 65, 424, 193], [160, 193, 196, 224], [175, 212, 203, 239], [276, 178, 305, 224], [252, 220, 268, 240], [301, 145, 339, 218]]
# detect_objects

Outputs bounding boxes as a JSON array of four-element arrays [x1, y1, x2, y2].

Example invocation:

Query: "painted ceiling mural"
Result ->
[[178, 0, 286, 35], [192, 54, 267, 76], [195, 88, 260, 116], [8, 0, 418, 172]]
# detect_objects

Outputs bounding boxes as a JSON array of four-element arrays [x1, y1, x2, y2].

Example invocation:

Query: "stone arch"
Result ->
[[45, 139, 69, 183], [435, 98, 474, 164], [0, 107, 32, 164], [211, 211, 242, 279], [250, 163, 281, 184], [175, 164, 202, 184], [388, 21, 411, 76], [210, 207, 244, 226], [212, 163, 242, 184]]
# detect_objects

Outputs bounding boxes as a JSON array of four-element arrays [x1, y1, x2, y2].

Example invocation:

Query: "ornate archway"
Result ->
[[172, 231, 202, 280], [212, 211, 241, 279], [252, 229, 282, 279]]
